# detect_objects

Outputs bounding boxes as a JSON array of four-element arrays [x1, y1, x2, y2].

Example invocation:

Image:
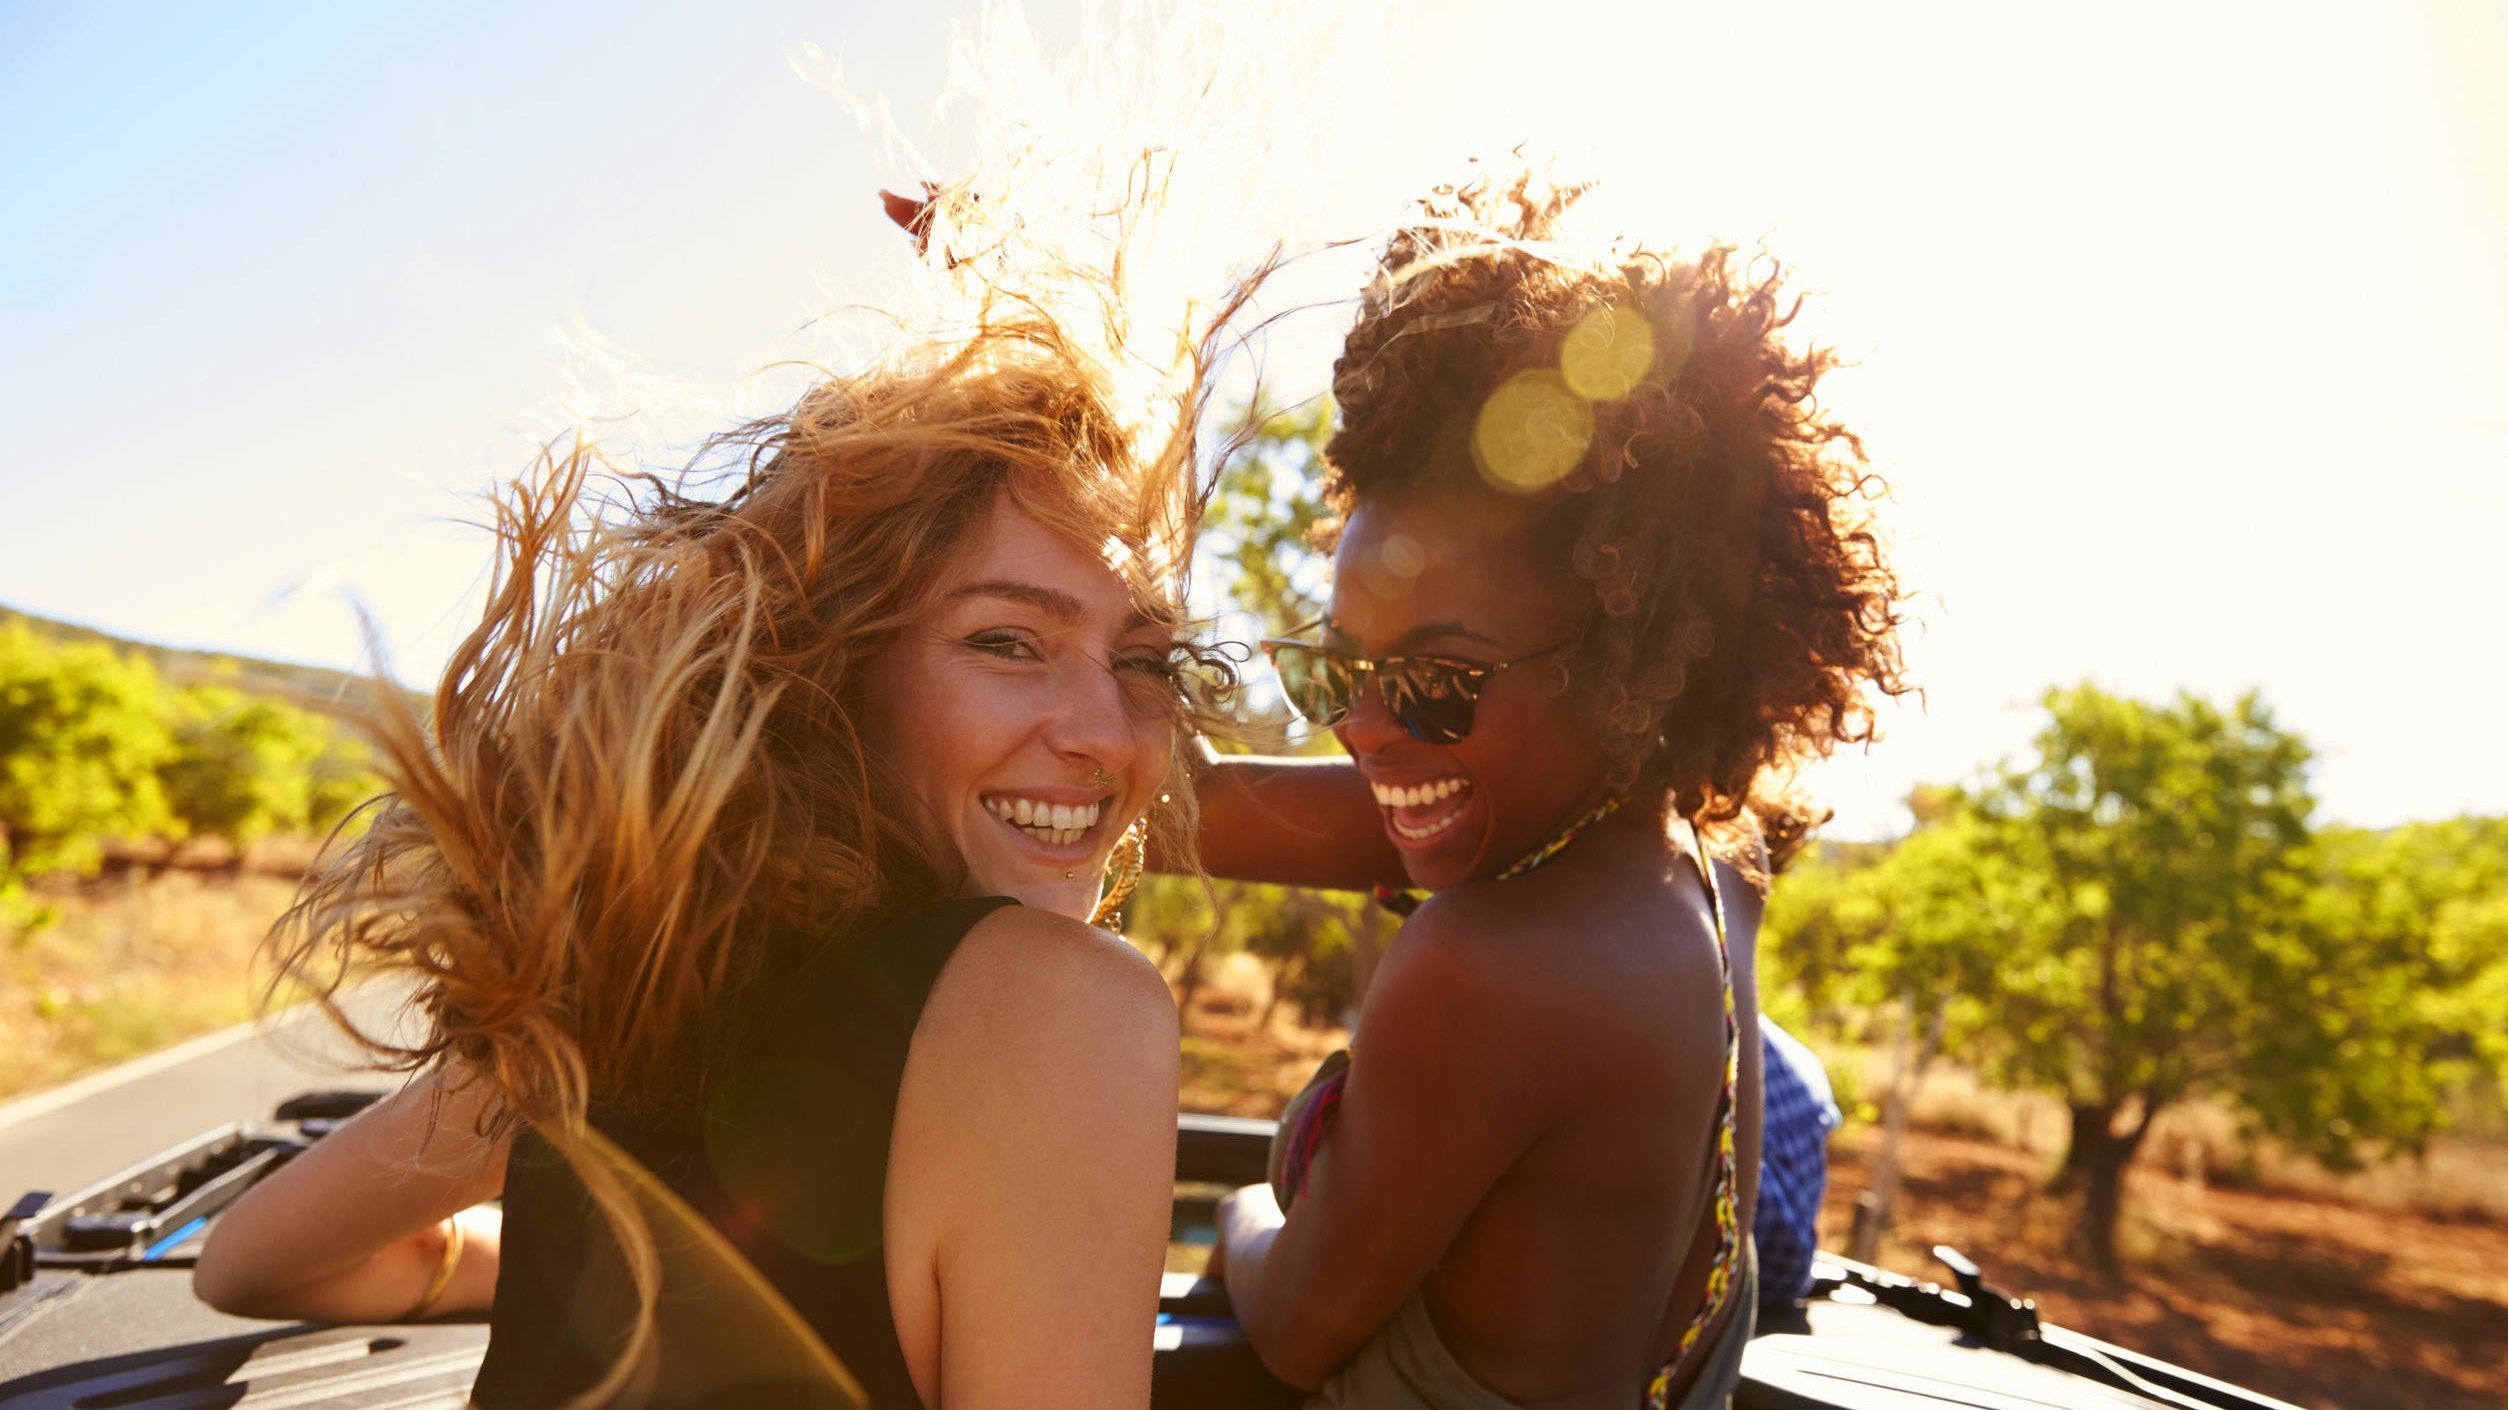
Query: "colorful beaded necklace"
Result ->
[[1368, 792, 1631, 918]]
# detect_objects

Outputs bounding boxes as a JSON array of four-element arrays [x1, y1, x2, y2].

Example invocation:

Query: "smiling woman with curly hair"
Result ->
[[1191, 167, 1910, 1410]]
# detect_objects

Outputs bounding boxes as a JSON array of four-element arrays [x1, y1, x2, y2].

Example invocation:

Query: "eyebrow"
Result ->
[[949, 579, 1166, 634], [1326, 618, 1507, 653], [947, 580, 1088, 622]]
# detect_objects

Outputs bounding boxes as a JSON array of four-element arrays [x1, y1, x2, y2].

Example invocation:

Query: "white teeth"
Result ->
[[984, 795, 1114, 847], [1371, 778, 1468, 810]]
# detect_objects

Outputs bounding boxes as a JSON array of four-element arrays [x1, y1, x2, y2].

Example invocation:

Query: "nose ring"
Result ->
[[1089, 765, 1116, 790]]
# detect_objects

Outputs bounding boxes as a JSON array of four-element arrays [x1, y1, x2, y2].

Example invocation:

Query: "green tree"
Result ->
[[1203, 397, 1335, 643], [1956, 685, 2344, 1268], [306, 732, 387, 834], [1239, 883, 1377, 1030], [158, 684, 333, 854], [2294, 817, 2508, 1151], [0, 623, 176, 876], [1772, 698, 2508, 1271], [1764, 814, 2033, 1257]]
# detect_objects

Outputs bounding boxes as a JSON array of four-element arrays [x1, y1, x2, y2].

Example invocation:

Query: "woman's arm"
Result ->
[[884, 908, 1183, 1410], [1215, 903, 1554, 1389], [1162, 748, 1405, 891], [193, 1063, 509, 1322]]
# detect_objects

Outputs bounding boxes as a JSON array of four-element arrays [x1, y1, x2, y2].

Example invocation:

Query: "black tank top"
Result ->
[[470, 896, 1016, 1409]]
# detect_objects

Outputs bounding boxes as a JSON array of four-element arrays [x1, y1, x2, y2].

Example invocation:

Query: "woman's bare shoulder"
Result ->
[[921, 904, 1179, 1064], [1363, 886, 1589, 1045], [890, 905, 1179, 1222], [1385, 858, 1725, 1052]]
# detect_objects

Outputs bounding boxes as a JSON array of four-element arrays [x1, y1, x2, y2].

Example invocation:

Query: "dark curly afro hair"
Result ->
[[1320, 167, 1911, 860]]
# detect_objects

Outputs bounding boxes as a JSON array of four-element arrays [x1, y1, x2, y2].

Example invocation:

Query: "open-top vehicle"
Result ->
[[0, 1092, 2303, 1409]]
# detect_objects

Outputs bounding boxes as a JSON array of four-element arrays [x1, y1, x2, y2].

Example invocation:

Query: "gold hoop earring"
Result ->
[[1089, 818, 1149, 931]]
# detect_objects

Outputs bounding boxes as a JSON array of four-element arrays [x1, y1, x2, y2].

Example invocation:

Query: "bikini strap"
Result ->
[[1681, 819, 1728, 953], [1645, 818, 1743, 1409]]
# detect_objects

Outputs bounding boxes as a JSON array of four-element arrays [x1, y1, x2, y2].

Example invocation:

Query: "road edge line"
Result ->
[[0, 997, 344, 1135]]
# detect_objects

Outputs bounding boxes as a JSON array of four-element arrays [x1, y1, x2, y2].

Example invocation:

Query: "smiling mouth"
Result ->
[[1370, 777, 1473, 844], [982, 794, 1110, 849]]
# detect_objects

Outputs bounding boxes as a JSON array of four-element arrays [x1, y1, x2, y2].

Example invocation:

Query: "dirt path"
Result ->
[[1826, 1126, 2508, 1410]]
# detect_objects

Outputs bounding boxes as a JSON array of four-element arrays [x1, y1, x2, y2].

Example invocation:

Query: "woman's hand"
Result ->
[[1208, 1183, 1283, 1285], [193, 1067, 510, 1323], [1215, 1184, 1282, 1259], [402, 1204, 504, 1319]]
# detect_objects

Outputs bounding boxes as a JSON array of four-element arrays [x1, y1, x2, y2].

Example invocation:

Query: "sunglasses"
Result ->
[[1259, 630, 1574, 746]]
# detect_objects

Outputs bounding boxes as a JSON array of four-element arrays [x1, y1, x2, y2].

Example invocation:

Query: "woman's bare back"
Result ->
[[1400, 820, 1763, 1409]]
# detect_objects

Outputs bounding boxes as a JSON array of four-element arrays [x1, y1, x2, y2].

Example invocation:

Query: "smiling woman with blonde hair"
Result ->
[[191, 170, 1259, 1404]]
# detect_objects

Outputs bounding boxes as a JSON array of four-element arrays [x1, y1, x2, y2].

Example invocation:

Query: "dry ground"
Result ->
[[1, 861, 302, 1100], [1177, 978, 2508, 1410], [1826, 1127, 2508, 1410]]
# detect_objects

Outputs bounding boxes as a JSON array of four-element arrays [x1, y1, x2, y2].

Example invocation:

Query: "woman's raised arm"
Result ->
[[1164, 748, 1405, 891], [193, 1063, 508, 1323]]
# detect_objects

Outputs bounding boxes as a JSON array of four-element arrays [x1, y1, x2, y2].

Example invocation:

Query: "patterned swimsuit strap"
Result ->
[[1644, 819, 1742, 1410]]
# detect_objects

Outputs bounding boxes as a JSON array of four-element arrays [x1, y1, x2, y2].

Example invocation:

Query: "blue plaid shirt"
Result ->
[[1753, 1018, 1840, 1307]]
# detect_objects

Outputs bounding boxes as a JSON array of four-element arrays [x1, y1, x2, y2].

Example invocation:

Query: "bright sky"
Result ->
[[5, 1, 2504, 838]]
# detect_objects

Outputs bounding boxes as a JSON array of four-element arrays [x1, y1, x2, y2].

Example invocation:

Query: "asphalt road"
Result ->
[[0, 983, 420, 1202]]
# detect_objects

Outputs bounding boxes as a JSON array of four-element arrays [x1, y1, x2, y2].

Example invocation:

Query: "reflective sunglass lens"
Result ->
[[1269, 644, 1354, 728], [1387, 662, 1476, 745], [1267, 647, 1487, 744]]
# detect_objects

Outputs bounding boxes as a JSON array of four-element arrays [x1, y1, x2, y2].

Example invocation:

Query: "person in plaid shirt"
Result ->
[[1754, 1019, 1842, 1310]]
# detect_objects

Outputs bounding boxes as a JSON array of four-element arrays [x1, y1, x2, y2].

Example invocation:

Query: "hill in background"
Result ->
[[0, 603, 419, 711]]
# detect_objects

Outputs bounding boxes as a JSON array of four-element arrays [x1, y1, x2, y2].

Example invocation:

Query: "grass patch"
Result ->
[[1, 866, 299, 1101]]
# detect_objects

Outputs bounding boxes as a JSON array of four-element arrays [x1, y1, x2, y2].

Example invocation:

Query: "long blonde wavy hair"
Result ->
[[269, 280, 1248, 1396]]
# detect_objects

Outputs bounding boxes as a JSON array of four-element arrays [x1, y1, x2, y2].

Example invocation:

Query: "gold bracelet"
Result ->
[[406, 1216, 466, 1320]]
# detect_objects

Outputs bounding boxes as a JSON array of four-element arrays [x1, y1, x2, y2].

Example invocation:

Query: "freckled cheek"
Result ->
[[945, 677, 1041, 733], [1129, 714, 1178, 790], [891, 669, 1029, 811]]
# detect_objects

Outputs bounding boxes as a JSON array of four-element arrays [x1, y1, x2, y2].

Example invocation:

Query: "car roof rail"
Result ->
[[1, 1191, 48, 1296]]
